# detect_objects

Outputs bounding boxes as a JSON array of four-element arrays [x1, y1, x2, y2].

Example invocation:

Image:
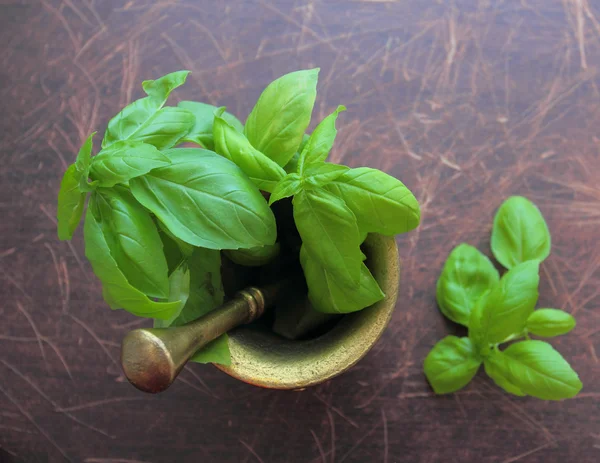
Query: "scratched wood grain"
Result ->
[[1, 0, 599, 462]]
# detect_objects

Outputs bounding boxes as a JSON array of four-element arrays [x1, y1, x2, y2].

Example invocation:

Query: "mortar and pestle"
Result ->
[[121, 233, 399, 392]]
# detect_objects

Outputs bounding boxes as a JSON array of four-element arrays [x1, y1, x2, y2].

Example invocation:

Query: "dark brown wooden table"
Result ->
[[1, 1, 599, 462]]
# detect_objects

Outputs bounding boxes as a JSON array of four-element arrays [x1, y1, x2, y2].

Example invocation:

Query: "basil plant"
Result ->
[[57, 70, 420, 365]]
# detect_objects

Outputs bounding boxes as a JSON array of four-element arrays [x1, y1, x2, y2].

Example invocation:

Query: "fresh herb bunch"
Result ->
[[424, 196, 582, 400], [57, 69, 420, 365]]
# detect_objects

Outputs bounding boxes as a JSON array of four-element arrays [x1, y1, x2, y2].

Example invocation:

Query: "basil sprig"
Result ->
[[425, 197, 581, 400]]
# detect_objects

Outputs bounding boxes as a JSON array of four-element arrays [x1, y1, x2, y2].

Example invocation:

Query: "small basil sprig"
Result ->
[[267, 102, 420, 314], [425, 196, 581, 400]]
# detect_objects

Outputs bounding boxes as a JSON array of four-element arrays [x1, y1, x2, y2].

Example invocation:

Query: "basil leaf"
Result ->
[[436, 244, 499, 327], [178, 247, 224, 323], [325, 167, 420, 237], [154, 263, 191, 328], [284, 152, 300, 174], [83, 200, 180, 320], [156, 219, 194, 259], [57, 165, 86, 241], [423, 336, 482, 394], [89, 141, 171, 187], [94, 187, 170, 299], [491, 196, 551, 269], [126, 106, 195, 150], [75, 131, 95, 173], [297, 105, 346, 173], [483, 350, 527, 396], [76, 132, 97, 191], [191, 335, 230, 366], [293, 188, 362, 286], [130, 148, 276, 250], [303, 163, 349, 189], [142, 70, 190, 102], [297, 132, 310, 155], [527, 309, 576, 337], [158, 247, 229, 365], [283, 133, 310, 174], [244, 69, 319, 166], [224, 243, 280, 267], [213, 107, 286, 192], [158, 226, 187, 274], [469, 260, 539, 348], [496, 340, 582, 400], [102, 70, 190, 149], [300, 246, 384, 314], [268, 173, 302, 205], [57, 133, 97, 239], [155, 247, 224, 328], [178, 101, 243, 150]]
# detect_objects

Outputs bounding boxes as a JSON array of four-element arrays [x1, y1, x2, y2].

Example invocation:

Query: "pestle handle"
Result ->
[[121, 286, 276, 394]]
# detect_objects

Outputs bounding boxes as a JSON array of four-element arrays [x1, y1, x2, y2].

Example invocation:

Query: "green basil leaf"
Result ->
[[491, 196, 551, 269], [484, 350, 527, 396], [496, 340, 582, 400], [527, 309, 576, 337], [283, 133, 310, 174], [57, 164, 86, 241], [94, 187, 170, 299], [158, 225, 187, 274], [142, 70, 190, 102], [300, 246, 384, 314], [284, 152, 300, 174], [178, 101, 243, 150], [154, 263, 191, 328], [436, 244, 499, 327], [156, 219, 194, 258], [293, 188, 362, 286], [83, 199, 180, 320], [468, 291, 492, 356], [244, 69, 319, 167], [325, 167, 420, 237], [224, 243, 280, 267], [75, 132, 96, 190], [155, 247, 224, 330], [424, 336, 482, 394], [159, 247, 228, 366], [469, 260, 539, 348], [177, 247, 224, 323], [181, 247, 224, 323], [89, 141, 171, 187], [57, 133, 97, 239], [191, 334, 230, 366], [102, 70, 190, 149], [268, 173, 302, 205], [213, 107, 286, 192], [127, 106, 195, 150], [130, 148, 276, 250], [298, 105, 346, 173], [303, 162, 349, 189]]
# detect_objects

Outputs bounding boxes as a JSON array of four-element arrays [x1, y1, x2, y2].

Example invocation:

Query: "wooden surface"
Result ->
[[1, 1, 599, 462]]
